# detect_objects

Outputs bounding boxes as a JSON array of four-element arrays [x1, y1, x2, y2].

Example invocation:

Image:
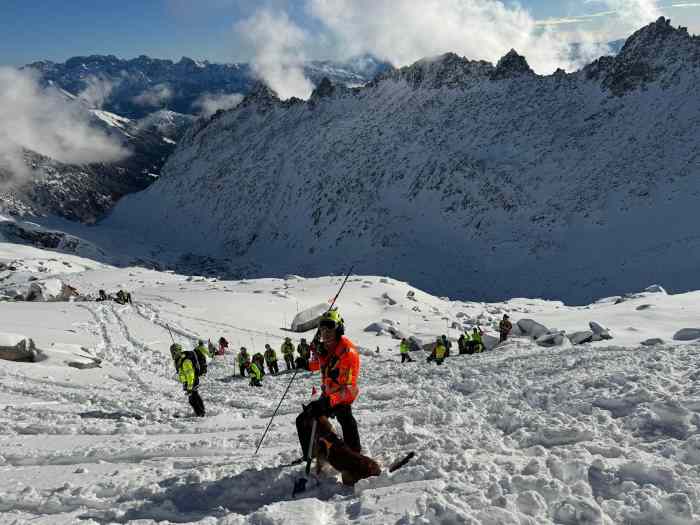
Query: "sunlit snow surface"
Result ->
[[1, 242, 699, 524]]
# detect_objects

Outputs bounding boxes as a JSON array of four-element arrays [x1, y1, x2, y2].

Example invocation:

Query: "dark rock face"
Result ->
[[492, 50, 535, 80], [583, 17, 700, 95]]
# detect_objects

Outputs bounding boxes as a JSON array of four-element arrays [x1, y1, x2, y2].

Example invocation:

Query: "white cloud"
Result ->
[[235, 9, 315, 100], [193, 92, 244, 117], [305, 0, 579, 74], [132, 83, 174, 107], [77, 75, 119, 109], [0, 67, 129, 185], [598, 0, 661, 28]]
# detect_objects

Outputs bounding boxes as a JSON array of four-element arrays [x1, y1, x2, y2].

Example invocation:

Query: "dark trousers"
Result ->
[[266, 360, 279, 375], [296, 401, 362, 458], [188, 390, 205, 417], [239, 364, 247, 376], [284, 354, 295, 370], [250, 376, 262, 387], [401, 353, 413, 363], [499, 332, 508, 343]]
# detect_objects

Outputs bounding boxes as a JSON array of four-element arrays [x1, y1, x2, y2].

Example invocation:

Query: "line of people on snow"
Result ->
[[401, 314, 513, 365], [235, 336, 313, 386]]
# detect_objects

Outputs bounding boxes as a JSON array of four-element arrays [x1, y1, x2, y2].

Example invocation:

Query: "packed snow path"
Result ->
[[1, 246, 700, 523]]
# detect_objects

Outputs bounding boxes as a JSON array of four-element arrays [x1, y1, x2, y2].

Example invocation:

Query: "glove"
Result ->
[[307, 396, 331, 418]]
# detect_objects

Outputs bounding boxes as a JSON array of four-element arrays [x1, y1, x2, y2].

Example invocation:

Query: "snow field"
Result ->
[[1, 243, 700, 523]]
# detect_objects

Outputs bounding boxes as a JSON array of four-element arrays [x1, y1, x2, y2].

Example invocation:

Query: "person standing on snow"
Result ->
[[238, 347, 250, 376], [281, 337, 296, 371], [297, 338, 310, 370], [264, 344, 279, 375], [499, 315, 513, 343], [169, 343, 206, 417], [399, 338, 414, 363], [470, 327, 484, 353], [217, 336, 229, 356], [296, 308, 362, 459], [458, 333, 467, 355]]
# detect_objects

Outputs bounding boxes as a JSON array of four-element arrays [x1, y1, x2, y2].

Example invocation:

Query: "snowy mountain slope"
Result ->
[[1, 242, 700, 523], [0, 107, 195, 224], [106, 18, 700, 304]]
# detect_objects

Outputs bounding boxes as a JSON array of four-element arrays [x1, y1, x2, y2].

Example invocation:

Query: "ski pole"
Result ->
[[254, 264, 354, 455], [166, 324, 175, 344]]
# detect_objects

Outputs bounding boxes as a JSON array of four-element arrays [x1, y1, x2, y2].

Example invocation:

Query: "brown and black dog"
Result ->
[[311, 416, 381, 485]]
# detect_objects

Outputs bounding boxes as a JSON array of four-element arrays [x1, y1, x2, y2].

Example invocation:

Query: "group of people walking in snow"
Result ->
[[165, 308, 515, 487]]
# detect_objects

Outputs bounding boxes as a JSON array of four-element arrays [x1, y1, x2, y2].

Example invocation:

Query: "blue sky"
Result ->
[[1, 0, 699, 65]]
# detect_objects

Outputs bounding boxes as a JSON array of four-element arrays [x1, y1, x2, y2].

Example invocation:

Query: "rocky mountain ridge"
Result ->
[[27, 54, 392, 119]]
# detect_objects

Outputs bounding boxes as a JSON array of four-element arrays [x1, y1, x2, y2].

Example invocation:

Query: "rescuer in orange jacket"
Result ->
[[296, 308, 362, 457]]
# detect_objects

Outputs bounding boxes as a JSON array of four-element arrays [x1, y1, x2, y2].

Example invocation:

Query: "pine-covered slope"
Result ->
[[106, 18, 700, 303]]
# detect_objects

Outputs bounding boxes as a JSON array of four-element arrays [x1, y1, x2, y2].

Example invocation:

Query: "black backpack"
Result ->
[[193, 347, 208, 375]]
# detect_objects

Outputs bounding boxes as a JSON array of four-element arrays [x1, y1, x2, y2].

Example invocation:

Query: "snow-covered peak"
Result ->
[[492, 49, 535, 80], [382, 52, 493, 89], [584, 17, 700, 94]]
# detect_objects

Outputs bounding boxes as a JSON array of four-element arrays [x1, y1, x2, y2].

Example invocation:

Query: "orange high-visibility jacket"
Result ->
[[320, 336, 360, 407]]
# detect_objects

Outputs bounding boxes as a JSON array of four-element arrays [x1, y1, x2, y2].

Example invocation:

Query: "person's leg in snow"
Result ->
[[189, 390, 205, 417], [332, 403, 361, 453]]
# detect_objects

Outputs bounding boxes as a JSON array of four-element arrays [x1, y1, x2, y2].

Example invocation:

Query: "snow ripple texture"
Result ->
[[1, 244, 700, 523]]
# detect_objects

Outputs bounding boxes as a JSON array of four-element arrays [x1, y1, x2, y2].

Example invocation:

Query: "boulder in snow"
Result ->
[[589, 322, 612, 340], [673, 329, 700, 341], [406, 290, 417, 301], [636, 304, 653, 311], [536, 331, 567, 348], [641, 338, 664, 346], [0, 333, 44, 362], [482, 334, 499, 350], [407, 336, 423, 352], [364, 322, 389, 334], [290, 303, 329, 332], [517, 319, 549, 339], [26, 278, 79, 302], [568, 331, 594, 345]]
